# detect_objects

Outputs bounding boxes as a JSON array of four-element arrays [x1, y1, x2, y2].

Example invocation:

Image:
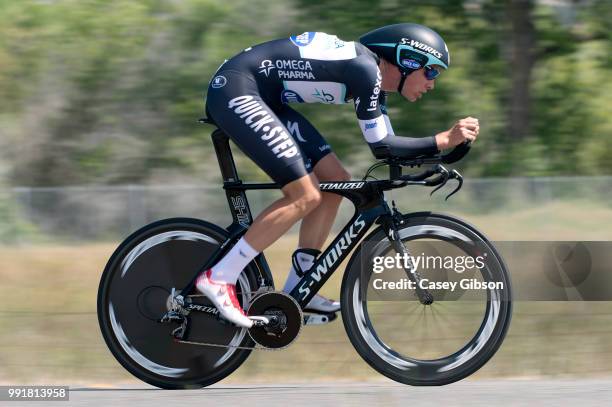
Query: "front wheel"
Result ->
[[341, 212, 512, 386], [97, 218, 262, 389]]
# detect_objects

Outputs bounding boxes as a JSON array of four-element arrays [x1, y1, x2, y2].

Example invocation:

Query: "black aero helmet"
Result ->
[[359, 23, 450, 73]]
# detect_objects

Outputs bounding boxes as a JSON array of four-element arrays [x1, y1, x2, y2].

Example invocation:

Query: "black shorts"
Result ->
[[206, 70, 333, 187]]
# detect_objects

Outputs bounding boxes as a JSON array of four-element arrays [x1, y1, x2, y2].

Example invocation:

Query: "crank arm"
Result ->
[[303, 312, 337, 325], [249, 316, 271, 327]]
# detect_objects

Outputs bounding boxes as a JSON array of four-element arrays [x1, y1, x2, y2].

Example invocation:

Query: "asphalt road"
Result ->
[[17, 379, 612, 406]]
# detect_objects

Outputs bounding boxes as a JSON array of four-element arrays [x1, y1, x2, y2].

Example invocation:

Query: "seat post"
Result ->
[[211, 129, 241, 183], [210, 129, 254, 231]]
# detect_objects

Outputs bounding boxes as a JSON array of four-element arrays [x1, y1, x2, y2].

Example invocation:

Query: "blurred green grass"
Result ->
[[1, 201, 612, 384]]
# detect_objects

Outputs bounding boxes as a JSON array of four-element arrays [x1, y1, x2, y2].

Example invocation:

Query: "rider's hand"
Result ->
[[435, 117, 479, 150]]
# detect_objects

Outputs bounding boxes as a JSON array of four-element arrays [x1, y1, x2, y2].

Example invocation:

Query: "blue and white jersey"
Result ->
[[217, 32, 394, 144]]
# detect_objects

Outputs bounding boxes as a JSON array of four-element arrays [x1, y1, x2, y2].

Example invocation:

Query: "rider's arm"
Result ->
[[380, 99, 395, 136], [369, 134, 439, 158], [376, 94, 439, 158], [348, 60, 440, 159]]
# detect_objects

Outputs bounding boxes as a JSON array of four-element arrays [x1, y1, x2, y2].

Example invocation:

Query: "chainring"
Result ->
[[247, 291, 302, 349]]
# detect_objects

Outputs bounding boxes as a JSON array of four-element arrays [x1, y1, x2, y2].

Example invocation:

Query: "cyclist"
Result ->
[[197, 23, 479, 327]]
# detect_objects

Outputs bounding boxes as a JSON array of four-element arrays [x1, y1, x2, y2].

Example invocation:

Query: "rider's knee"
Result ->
[[282, 174, 322, 215], [336, 169, 351, 182], [294, 188, 322, 214]]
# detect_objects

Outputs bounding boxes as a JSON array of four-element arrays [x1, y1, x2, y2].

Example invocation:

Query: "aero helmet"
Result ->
[[359, 23, 450, 92]]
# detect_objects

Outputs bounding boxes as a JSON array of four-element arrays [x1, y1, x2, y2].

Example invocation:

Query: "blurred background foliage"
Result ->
[[0, 0, 610, 186]]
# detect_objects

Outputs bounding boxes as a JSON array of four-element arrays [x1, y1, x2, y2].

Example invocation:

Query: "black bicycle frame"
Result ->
[[188, 128, 398, 309]]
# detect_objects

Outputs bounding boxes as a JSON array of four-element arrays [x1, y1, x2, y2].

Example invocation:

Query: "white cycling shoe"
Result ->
[[305, 294, 340, 313], [196, 269, 253, 328]]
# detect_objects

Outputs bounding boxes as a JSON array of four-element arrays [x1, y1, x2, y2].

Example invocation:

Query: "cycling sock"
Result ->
[[283, 247, 319, 293], [210, 237, 259, 284]]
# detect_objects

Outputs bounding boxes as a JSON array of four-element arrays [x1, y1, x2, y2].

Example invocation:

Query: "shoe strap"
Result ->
[[292, 248, 322, 277]]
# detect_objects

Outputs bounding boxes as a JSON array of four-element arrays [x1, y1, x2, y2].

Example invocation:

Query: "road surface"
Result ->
[[14, 379, 612, 406]]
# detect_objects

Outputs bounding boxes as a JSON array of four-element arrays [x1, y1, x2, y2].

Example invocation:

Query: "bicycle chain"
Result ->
[[173, 326, 298, 352], [176, 290, 302, 351], [174, 338, 271, 351]]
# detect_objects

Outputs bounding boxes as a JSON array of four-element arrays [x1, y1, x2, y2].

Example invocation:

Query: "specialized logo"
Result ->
[[211, 75, 227, 89], [287, 121, 307, 142], [320, 182, 364, 190], [312, 89, 335, 103], [281, 90, 305, 104], [367, 69, 382, 112], [297, 216, 367, 299], [228, 96, 299, 160], [319, 144, 331, 152], [290, 32, 316, 47], [258, 60, 275, 77], [400, 38, 443, 59], [187, 304, 219, 315]]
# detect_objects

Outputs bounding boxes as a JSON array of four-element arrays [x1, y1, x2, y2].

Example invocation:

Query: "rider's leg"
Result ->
[[211, 172, 321, 281], [282, 154, 351, 312], [243, 173, 321, 251], [282, 154, 350, 290], [200, 72, 324, 327], [298, 153, 351, 250], [263, 104, 351, 311], [196, 174, 321, 328]]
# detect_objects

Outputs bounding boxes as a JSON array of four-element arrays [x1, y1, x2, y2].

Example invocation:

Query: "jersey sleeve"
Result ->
[[379, 92, 396, 136], [345, 57, 389, 143], [346, 57, 439, 158]]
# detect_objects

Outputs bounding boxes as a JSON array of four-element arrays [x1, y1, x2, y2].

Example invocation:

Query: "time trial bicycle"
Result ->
[[97, 119, 512, 389]]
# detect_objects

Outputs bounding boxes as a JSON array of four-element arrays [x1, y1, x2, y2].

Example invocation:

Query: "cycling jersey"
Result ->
[[205, 32, 438, 186]]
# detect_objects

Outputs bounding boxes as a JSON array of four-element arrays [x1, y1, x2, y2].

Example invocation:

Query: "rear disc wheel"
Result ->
[[97, 218, 261, 389]]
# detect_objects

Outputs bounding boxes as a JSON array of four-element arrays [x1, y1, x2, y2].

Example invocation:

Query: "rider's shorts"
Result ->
[[206, 70, 333, 187]]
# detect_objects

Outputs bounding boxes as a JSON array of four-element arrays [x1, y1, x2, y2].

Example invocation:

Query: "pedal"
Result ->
[[303, 312, 337, 325]]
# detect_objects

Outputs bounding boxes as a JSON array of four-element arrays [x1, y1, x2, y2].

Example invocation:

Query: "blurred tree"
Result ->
[[0, 0, 610, 187], [508, 0, 536, 140]]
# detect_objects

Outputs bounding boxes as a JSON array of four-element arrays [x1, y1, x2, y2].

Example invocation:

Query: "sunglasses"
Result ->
[[424, 66, 441, 80]]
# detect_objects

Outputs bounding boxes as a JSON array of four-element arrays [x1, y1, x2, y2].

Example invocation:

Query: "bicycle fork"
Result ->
[[381, 201, 434, 305]]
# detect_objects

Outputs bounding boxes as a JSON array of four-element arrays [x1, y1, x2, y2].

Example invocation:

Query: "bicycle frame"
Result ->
[[178, 128, 398, 309]]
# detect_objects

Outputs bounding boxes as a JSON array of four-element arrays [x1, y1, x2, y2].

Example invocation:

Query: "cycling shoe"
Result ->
[[196, 269, 253, 328], [304, 294, 340, 313]]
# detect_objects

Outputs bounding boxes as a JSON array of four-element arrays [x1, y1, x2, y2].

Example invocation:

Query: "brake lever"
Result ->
[[429, 166, 450, 196], [444, 169, 464, 200]]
